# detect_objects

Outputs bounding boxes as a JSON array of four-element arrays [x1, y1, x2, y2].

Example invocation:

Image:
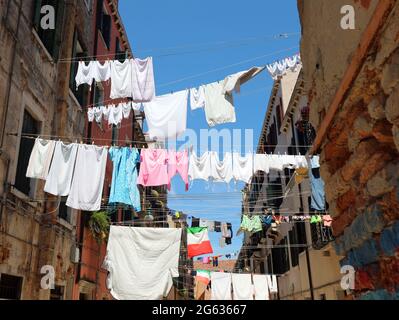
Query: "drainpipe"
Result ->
[[304, 246, 315, 300]]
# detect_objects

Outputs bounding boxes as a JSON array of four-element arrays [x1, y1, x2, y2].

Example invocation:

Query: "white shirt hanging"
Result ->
[[121, 102, 131, 119], [93, 60, 111, 83], [232, 152, 254, 183], [203, 81, 236, 127], [131, 57, 155, 102], [188, 151, 212, 182], [222, 66, 265, 95], [44, 142, 78, 196], [75, 61, 95, 89], [209, 152, 233, 183], [110, 59, 133, 99], [211, 272, 232, 300], [232, 273, 254, 300], [26, 138, 56, 180], [66, 144, 108, 211], [190, 86, 206, 110], [252, 274, 270, 300], [143, 90, 188, 140]]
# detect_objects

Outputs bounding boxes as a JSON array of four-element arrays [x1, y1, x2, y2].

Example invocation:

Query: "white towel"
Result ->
[[232, 153, 254, 183], [26, 138, 56, 180], [232, 273, 254, 300], [143, 90, 188, 140], [188, 151, 212, 182], [211, 272, 232, 300], [222, 66, 265, 95], [253, 274, 270, 300], [267, 275, 278, 293], [103, 226, 182, 300]]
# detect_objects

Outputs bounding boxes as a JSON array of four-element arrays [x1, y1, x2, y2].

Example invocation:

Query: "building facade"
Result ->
[[0, 0, 93, 299], [235, 67, 344, 300], [298, 0, 399, 299]]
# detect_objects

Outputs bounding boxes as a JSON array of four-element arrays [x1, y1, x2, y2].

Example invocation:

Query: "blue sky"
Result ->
[[120, 0, 301, 259]]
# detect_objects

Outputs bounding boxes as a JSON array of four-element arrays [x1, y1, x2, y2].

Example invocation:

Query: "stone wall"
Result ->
[[299, 0, 399, 298]]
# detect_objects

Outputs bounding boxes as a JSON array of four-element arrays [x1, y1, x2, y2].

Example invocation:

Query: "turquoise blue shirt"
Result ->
[[109, 147, 141, 211]]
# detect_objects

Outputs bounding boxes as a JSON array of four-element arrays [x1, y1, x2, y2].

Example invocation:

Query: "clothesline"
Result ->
[[58, 33, 300, 62], [13, 132, 314, 151]]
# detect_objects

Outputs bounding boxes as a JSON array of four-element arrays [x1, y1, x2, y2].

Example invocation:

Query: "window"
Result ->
[[0, 274, 23, 300], [50, 285, 64, 300], [115, 38, 127, 63], [98, 5, 111, 48], [58, 197, 72, 223], [15, 110, 39, 196], [111, 124, 119, 146], [69, 31, 89, 106], [32, 0, 64, 60]]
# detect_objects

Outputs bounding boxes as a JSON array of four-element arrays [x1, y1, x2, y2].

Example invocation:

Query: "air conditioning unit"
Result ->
[[70, 245, 80, 264]]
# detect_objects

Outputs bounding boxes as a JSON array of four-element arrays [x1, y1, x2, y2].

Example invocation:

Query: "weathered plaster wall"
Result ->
[[299, 0, 399, 298]]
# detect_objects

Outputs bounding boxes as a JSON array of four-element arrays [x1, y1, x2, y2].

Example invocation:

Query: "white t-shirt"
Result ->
[[26, 138, 56, 180], [107, 104, 123, 127], [110, 59, 133, 99], [143, 90, 188, 140], [188, 151, 212, 182], [232, 153, 254, 183], [93, 60, 111, 83], [209, 152, 233, 183], [190, 86, 205, 110], [66, 144, 108, 211], [75, 61, 95, 89], [131, 57, 155, 102], [44, 142, 78, 196], [203, 81, 236, 127], [254, 154, 270, 173]]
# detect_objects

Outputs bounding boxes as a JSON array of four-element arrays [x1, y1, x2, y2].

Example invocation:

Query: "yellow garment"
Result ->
[[295, 167, 308, 184]]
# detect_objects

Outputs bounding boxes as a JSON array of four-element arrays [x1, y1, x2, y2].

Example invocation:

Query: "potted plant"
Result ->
[[88, 211, 110, 244]]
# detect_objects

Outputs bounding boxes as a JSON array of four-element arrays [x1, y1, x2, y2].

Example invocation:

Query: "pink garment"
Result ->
[[167, 150, 189, 191], [323, 214, 333, 227], [203, 257, 210, 264], [137, 149, 169, 186]]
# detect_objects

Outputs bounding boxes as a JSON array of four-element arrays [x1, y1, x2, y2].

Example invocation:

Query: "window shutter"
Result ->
[[52, 0, 65, 61], [33, 0, 42, 30], [102, 14, 111, 48], [69, 29, 77, 91]]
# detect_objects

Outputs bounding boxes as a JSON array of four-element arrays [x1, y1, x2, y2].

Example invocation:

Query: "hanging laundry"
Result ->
[[232, 273, 254, 300], [75, 61, 95, 89], [219, 236, 226, 248], [66, 144, 108, 211], [232, 153, 254, 183], [211, 272, 232, 300], [191, 217, 200, 228], [202, 256, 210, 264], [121, 102, 131, 119], [252, 275, 270, 300], [323, 214, 333, 227], [103, 226, 182, 300], [225, 223, 233, 245], [267, 275, 278, 293], [187, 227, 213, 258], [203, 81, 236, 127], [214, 221, 222, 232], [209, 152, 233, 183], [131, 57, 155, 102], [167, 150, 189, 191], [107, 104, 123, 127], [240, 215, 263, 233], [222, 66, 265, 95], [309, 156, 326, 211], [200, 219, 215, 232], [26, 138, 56, 180], [212, 256, 219, 267], [110, 59, 133, 99], [93, 60, 111, 83], [190, 86, 205, 110], [254, 154, 270, 173], [196, 270, 211, 285], [109, 147, 141, 211], [143, 90, 188, 140], [266, 54, 301, 80], [44, 142, 78, 196], [137, 149, 169, 187], [188, 151, 212, 182]]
